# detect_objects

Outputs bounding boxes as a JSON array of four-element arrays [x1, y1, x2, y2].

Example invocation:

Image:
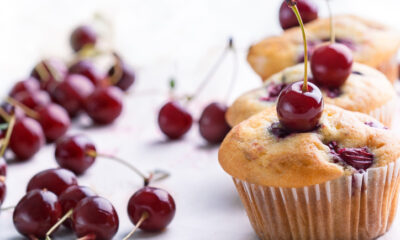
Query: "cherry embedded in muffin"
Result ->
[[260, 82, 288, 102], [364, 121, 387, 130], [328, 141, 374, 171]]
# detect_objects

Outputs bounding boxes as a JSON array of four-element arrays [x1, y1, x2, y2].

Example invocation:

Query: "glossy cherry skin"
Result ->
[[199, 102, 231, 144], [128, 186, 176, 232], [13, 189, 62, 239], [0, 103, 25, 124], [9, 77, 40, 97], [26, 168, 78, 196], [14, 90, 51, 110], [72, 196, 119, 239], [31, 59, 67, 92], [0, 177, 6, 207], [158, 101, 193, 139], [55, 135, 97, 175], [84, 86, 123, 124], [277, 81, 323, 132], [279, 0, 318, 30], [37, 103, 71, 142], [10, 117, 45, 161], [52, 74, 95, 117], [70, 25, 97, 52], [311, 43, 353, 88], [108, 62, 136, 91], [0, 157, 6, 176], [59, 185, 97, 228], [69, 60, 100, 86]]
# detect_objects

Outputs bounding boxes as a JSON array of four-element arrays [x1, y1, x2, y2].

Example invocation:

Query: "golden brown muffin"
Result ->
[[227, 63, 396, 127], [247, 15, 400, 83]]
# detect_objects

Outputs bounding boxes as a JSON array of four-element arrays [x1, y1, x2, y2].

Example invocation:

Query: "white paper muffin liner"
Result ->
[[233, 158, 400, 240], [367, 98, 396, 128]]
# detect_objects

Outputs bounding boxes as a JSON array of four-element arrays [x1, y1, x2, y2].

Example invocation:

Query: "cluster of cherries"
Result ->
[[157, 39, 236, 144]]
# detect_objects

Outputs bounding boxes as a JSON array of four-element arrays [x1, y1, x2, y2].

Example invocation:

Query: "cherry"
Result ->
[[277, 81, 323, 132], [59, 185, 97, 228], [279, 0, 318, 30], [69, 59, 100, 86], [199, 102, 230, 144], [52, 74, 95, 117], [158, 101, 193, 139], [55, 135, 96, 175], [0, 103, 25, 123], [311, 43, 353, 88], [108, 61, 136, 91], [0, 157, 6, 176], [127, 186, 176, 233], [37, 103, 71, 142], [26, 168, 78, 196], [84, 86, 124, 124], [10, 117, 45, 160], [0, 176, 6, 207], [31, 59, 67, 92], [9, 77, 40, 97], [72, 196, 119, 239], [70, 25, 97, 52], [13, 90, 51, 110], [13, 189, 62, 239], [328, 142, 374, 170]]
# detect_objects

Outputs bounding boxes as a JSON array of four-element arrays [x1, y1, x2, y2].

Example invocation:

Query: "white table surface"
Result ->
[[0, 0, 400, 239]]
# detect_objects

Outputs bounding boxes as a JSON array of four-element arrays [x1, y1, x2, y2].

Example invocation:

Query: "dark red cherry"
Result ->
[[9, 77, 40, 97], [52, 74, 95, 117], [328, 142, 374, 170], [31, 59, 67, 92], [311, 43, 353, 88], [55, 135, 96, 175], [84, 86, 123, 124], [127, 186, 176, 232], [108, 62, 136, 91], [0, 102, 25, 123], [10, 117, 45, 160], [0, 176, 6, 207], [13, 90, 51, 110], [69, 60, 100, 86], [277, 81, 323, 132], [59, 185, 97, 228], [0, 157, 6, 176], [158, 101, 193, 139], [26, 168, 78, 196], [279, 0, 318, 30], [72, 196, 119, 239], [70, 25, 97, 52], [13, 189, 62, 239], [37, 103, 71, 142], [199, 102, 230, 144]]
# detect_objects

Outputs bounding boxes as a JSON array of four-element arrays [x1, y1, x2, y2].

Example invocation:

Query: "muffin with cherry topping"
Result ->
[[219, 104, 400, 240], [226, 62, 395, 127]]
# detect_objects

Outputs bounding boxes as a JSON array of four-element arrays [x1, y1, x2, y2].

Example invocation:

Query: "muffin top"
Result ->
[[247, 14, 400, 80], [226, 62, 395, 126], [219, 105, 400, 188]]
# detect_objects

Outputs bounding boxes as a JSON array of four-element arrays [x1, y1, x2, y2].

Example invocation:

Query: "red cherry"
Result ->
[[72, 196, 119, 239], [127, 186, 176, 232], [84, 86, 123, 124], [13, 90, 51, 110], [277, 81, 323, 132], [52, 74, 95, 117], [69, 60, 100, 86], [0, 157, 6, 176], [70, 25, 97, 52], [55, 135, 96, 175], [37, 103, 71, 142], [13, 189, 62, 239], [59, 185, 97, 228], [158, 101, 193, 139], [0, 176, 6, 207], [0, 103, 25, 123], [10, 117, 45, 160], [311, 43, 353, 88], [9, 77, 40, 97], [279, 0, 318, 30], [26, 168, 78, 196], [199, 102, 230, 144], [108, 62, 136, 91], [31, 59, 67, 92]]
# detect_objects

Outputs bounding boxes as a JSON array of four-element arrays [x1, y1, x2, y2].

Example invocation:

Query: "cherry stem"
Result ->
[[122, 212, 149, 240], [77, 234, 96, 240], [0, 108, 11, 123], [35, 61, 62, 83], [224, 37, 239, 103], [0, 115, 15, 157], [326, 0, 335, 43], [45, 209, 73, 240], [289, 4, 308, 92], [6, 97, 40, 120], [109, 52, 124, 85], [0, 205, 16, 211]]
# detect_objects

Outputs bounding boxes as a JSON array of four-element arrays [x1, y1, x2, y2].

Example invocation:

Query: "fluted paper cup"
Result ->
[[368, 98, 396, 128], [233, 158, 400, 240]]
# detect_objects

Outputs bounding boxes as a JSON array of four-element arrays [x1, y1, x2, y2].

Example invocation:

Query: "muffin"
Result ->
[[219, 105, 400, 240], [248, 15, 400, 83], [226, 62, 396, 127]]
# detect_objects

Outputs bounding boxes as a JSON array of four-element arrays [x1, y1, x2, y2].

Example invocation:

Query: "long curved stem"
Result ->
[[224, 39, 239, 103], [45, 209, 73, 240], [326, 0, 335, 43], [122, 212, 149, 240], [0, 115, 15, 157]]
